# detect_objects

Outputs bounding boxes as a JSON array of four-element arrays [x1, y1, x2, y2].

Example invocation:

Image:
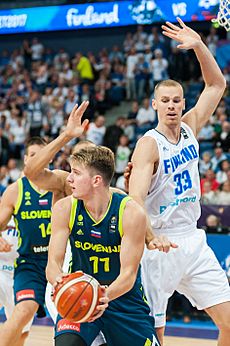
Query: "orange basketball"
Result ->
[[53, 271, 103, 323]]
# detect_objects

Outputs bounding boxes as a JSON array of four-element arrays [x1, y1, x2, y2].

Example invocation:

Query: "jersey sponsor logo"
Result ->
[[76, 229, 84, 236], [77, 214, 84, 226], [57, 319, 80, 332], [32, 245, 49, 253], [163, 144, 198, 174], [90, 230, 101, 238], [109, 215, 117, 233], [16, 289, 35, 301], [1, 264, 14, 271], [39, 199, 48, 206], [75, 240, 120, 253], [20, 210, 51, 219], [160, 195, 197, 213]]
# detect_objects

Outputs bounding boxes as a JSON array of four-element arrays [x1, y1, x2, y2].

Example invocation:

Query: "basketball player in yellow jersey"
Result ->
[[128, 18, 230, 346]]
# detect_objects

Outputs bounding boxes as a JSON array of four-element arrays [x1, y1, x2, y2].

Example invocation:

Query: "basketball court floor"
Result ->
[[24, 325, 216, 346]]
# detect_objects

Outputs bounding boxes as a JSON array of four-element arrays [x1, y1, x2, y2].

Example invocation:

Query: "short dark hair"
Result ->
[[25, 137, 47, 154]]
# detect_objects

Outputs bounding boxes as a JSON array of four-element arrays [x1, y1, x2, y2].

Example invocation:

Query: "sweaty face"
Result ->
[[152, 86, 185, 126]]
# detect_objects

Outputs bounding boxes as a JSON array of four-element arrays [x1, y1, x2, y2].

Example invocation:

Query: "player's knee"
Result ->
[[55, 333, 87, 346], [14, 301, 38, 326]]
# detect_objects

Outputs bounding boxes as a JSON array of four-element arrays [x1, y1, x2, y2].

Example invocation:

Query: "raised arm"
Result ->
[[46, 196, 71, 285], [24, 101, 89, 193], [162, 17, 226, 136], [106, 200, 146, 301]]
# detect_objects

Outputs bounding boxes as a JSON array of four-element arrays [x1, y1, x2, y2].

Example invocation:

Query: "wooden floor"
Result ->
[[25, 325, 217, 346]]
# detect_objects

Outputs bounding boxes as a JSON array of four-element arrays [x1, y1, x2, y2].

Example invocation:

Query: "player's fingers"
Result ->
[[170, 242, 178, 248], [70, 104, 78, 116], [77, 100, 89, 115], [165, 21, 180, 31], [176, 17, 186, 28], [161, 25, 177, 35], [162, 31, 180, 41]]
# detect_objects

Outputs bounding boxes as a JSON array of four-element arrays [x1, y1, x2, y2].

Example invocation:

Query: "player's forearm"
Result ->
[[128, 194, 155, 244], [46, 259, 63, 286], [106, 269, 137, 301], [194, 41, 226, 89], [24, 131, 72, 178]]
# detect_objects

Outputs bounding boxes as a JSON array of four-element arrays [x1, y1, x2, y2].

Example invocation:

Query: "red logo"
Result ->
[[57, 319, 81, 332], [16, 289, 35, 301]]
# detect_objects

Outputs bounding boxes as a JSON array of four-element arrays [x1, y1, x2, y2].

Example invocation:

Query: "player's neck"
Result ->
[[156, 123, 181, 144], [83, 189, 111, 222]]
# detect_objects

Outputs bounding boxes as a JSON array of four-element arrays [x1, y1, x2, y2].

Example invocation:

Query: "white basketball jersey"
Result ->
[[0, 218, 18, 274], [144, 122, 201, 231]]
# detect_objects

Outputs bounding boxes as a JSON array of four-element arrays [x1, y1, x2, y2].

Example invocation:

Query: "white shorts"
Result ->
[[141, 228, 230, 328], [45, 283, 106, 346], [0, 271, 33, 332]]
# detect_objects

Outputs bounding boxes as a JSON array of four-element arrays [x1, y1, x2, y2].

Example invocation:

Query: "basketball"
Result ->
[[53, 271, 103, 323]]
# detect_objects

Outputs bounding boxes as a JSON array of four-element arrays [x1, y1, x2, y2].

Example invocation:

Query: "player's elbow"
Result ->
[[23, 164, 36, 180]]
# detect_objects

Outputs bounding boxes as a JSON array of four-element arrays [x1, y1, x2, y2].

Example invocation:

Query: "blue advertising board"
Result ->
[[207, 234, 230, 279], [0, 0, 220, 35]]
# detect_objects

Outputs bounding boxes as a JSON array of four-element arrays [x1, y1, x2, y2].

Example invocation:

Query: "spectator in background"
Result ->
[[0, 128, 10, 166], [75, 52, 94, 85], [215, 181, 230, 206], [7, 158, 20, 182], [201, 181, 217, 205], [126, 47, 138, 101], [199, 151, 212, 177], [136, 97, 156, 127], [197, 120, 216, 154], [86, 115, 106, 145], [123, 32, 134, 54], [31, 38, 44, 62], [205, 214, 222, 233], [201, 169, 219, 194], [134, 55, 150, 103], [103, 116, 125, 153], [150, 48, 168, 93], [216, 160, 230, 184], [206, 26, 219, 57], [216, 121, 230, 153], [64, 89, 79, 116], [8, 116, 26, 160], [114, 134, 131, 185], [25, 90, 47, 137], [211, 147, 228, 173]]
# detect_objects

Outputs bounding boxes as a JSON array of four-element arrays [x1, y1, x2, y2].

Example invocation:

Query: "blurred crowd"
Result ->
[[0, 25, 229, 213]]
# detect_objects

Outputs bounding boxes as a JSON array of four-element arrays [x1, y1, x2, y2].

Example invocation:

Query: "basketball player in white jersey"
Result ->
[[128, 18, 230, 346], [0, 217, 33, 346]]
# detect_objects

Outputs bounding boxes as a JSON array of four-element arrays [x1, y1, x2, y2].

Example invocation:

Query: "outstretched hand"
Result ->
[[162, 17, 202, 50], [65, 101, 89, 139], [147, 235, 178, 253]]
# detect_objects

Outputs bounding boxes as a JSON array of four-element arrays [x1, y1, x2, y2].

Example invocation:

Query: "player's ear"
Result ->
[[183, 98, 185, 110], [152, 98, 157, 111]]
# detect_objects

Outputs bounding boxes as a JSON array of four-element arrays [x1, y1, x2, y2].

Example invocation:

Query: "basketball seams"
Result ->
[[54, 274, 100, 322], [76, 276, 99, 323]]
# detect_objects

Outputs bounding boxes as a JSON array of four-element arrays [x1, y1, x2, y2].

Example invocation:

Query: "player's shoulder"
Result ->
[[52, 195, 72, 214], [123, 198, 146, 222]]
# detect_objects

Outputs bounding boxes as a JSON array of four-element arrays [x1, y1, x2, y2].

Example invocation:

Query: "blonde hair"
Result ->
[[154, 79, 183, 97], [70, 146, 115, 186]]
